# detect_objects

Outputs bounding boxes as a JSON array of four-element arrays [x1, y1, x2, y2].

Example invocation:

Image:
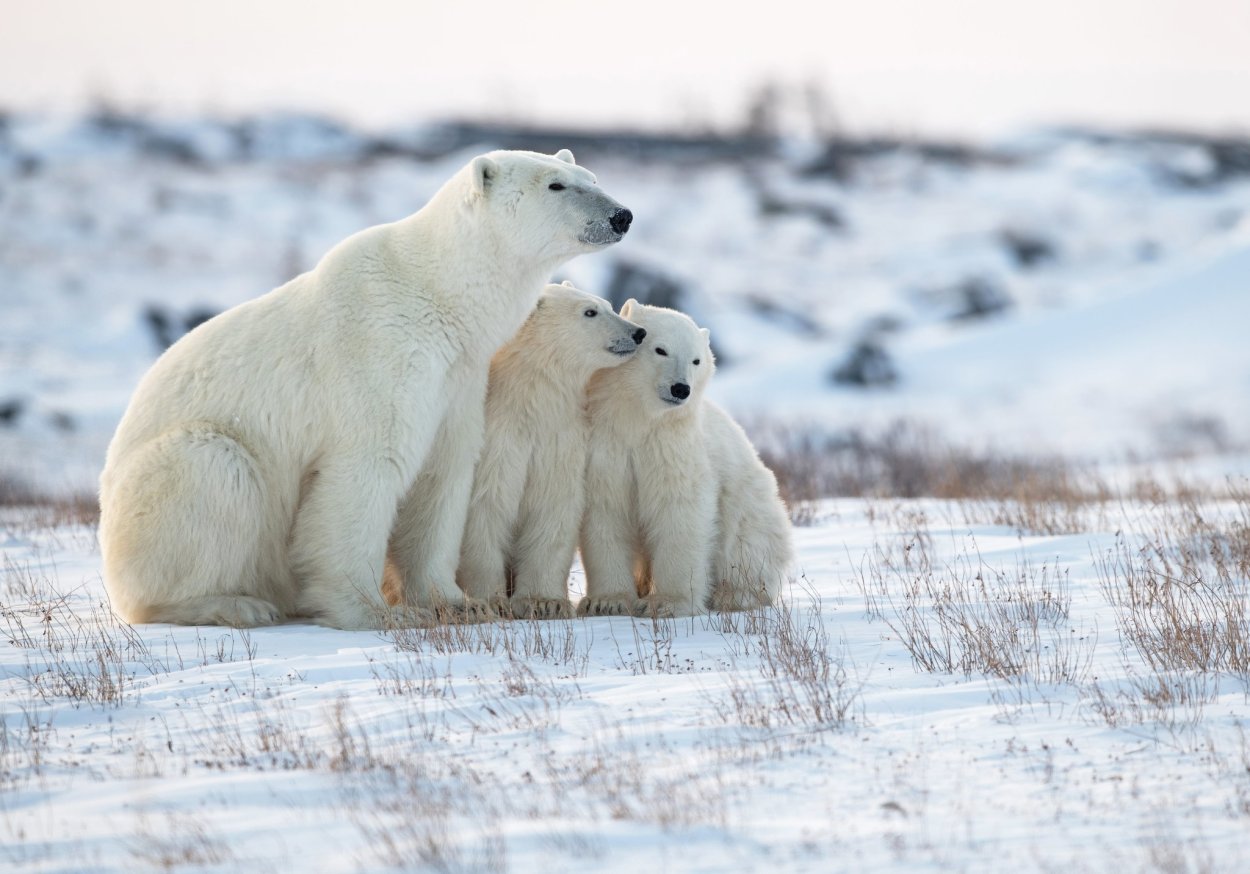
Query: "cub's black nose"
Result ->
[[671, 382, 690, 400], [632, 328, 647, 345], [610, 208, 633, 235]]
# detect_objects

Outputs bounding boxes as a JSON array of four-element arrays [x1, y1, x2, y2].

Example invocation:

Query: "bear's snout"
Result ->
[[610, 208, 633, 235], [632, 327, 647, 345], [670, 382, 691, 400]]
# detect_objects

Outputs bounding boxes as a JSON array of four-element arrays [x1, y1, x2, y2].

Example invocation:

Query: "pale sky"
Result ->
[[3, 0, 1249, 138]]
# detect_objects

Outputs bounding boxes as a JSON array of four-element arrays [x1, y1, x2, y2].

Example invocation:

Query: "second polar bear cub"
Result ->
[[579, 301, 793, 617], [457, 282, 646, 619]]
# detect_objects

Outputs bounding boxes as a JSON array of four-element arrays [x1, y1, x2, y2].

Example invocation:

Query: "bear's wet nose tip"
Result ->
[[632, 328, 647, 345], [671, 382, 690, 400], [610, 208, 633, 235]]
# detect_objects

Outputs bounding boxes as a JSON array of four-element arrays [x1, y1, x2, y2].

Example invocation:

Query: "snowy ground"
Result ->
[[3, 487, 1249, 872]]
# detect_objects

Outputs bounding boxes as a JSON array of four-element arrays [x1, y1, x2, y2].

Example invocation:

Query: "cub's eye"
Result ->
[[693, 359, 701, 365], [656, 347, 668, 356], [549, 183, 566, 191], [583, 308, 597, 317]]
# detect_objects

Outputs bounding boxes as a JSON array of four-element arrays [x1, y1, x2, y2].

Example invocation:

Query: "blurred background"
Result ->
[[2, 0, 1249, 497]]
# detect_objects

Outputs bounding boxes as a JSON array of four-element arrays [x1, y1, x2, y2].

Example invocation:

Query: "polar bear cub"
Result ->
[[99, 148, 632, 629], [456, 282, 646, 619], [579, 301, 793, 617]]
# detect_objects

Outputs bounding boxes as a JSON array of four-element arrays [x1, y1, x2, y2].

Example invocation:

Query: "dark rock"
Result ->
[[745, 295, 826, 338], [1000, 229, 1056, 269], [49, 411, 76, 432], [757, 191, 843, 229], [949, 277, 1013, 321], [183, 308, 219, 334], [605, 261, 686, 313], [0, 398, 24, 427], [144, 304, 221, 351], [831, 340, 897, 388], [143, 305, 177, 351]]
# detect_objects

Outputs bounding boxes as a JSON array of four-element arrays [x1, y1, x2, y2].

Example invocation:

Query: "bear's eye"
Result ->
[[693, 359, 701, 365], [656, 347, 668, 357], [549, 183, 566, 191], [583, 308, 597, 318]]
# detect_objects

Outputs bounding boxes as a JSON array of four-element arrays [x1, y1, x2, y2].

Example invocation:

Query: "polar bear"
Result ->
[[454, 281, 646, 619], [578, 301, 793, 618], [99, 149, 632, 629]]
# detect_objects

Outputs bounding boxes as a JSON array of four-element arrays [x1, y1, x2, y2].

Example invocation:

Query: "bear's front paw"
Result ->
[[511, 597, 573, 621], [431, 597, 497, 625], [216, 596, 283, 628], [577, 596, 636, 617]]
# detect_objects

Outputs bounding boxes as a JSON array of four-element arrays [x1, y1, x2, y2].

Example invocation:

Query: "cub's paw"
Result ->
[[634, 595, 703, 619], [577, 596, 636, 618], [431, 598, 497, 625], [511, 597, 574, 621]]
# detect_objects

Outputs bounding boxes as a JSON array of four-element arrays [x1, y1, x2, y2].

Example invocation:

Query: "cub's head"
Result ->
[[527, 281, 646, 372], [463, 149, 632, 261], [615, 299, 714, 413]]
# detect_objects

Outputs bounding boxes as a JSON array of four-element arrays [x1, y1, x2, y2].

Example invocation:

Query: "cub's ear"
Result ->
[[620, 297, 638, 318], [470, 155, 499, 198], [561, 279, 576, 288], [700, 328, 710, 341], [554, 148, 576, 165]]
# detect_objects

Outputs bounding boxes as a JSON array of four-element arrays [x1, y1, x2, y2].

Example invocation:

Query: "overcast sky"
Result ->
[[3, 0, 1249, 138]]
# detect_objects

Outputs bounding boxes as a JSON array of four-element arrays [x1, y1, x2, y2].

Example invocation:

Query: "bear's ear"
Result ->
[[561, 279, 576, 288], [554, 148, 576, 165], [620, 297, 638, 318], [700, 327, 711, 341], [470, 155, 499, 198]]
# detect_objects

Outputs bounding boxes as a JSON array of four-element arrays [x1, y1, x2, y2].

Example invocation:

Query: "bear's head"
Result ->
[[525, 281, 647, 372], [462, 149, 632, 262], [615, 299, 714, 413]]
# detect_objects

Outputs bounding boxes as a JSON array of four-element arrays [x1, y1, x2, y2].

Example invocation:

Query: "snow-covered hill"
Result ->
[[2, 113, 1248, 492]]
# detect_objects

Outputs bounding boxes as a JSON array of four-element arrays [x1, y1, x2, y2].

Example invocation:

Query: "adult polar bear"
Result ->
[[99, 149, 631, 630]]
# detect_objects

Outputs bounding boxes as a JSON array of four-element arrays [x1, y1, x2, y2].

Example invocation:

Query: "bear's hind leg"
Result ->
[[100, 429, 280, 627]]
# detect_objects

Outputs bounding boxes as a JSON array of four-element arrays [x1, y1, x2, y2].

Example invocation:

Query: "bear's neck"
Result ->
[[588, 375, 704, 445], [490, 336, 595, 415], [387, 210, 568, 358]]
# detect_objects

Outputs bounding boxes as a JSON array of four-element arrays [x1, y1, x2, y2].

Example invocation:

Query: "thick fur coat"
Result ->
[[456, 282, 645, 619], [99, 149, 630, 629], [579, 301, 793, 617]]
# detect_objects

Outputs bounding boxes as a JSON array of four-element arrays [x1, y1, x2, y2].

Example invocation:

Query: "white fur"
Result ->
[[457, 282, 644, 619], [578, 302, 793, 618], [99, 149, 629, 629]]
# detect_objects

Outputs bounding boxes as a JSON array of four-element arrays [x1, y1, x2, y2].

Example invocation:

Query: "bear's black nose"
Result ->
[[671, 382, 690, 400], [610, 208, 633, 235], [632, 328, 647, 345]]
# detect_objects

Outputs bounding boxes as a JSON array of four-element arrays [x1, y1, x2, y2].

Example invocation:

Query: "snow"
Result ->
[[3, 499, 1249, 871]]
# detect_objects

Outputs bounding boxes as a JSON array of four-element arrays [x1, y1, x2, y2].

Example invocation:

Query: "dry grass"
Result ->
[[1096, 493, 1250, 676], [1, 563, 164, 708], [855, 528, 1095, 688], [709, 588, 864, 732], [755, 420, 1113, 531]]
